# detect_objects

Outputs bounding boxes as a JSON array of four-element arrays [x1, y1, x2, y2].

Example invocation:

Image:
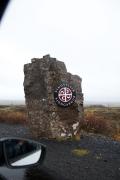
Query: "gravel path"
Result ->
[[38, 137, 120, 180], [0, 123, 30, 139], [0, 123, 120, 180]]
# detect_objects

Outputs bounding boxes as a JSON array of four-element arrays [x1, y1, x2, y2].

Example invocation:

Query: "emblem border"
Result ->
[[54, 84, 76, 107]]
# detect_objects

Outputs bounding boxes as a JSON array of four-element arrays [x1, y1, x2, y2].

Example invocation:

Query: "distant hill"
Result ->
[[84, 101, 120, 107], [0, 100, 25, 105], [0, 100, 120, 107]]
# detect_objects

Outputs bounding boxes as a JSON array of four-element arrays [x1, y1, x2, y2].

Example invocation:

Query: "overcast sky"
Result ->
[[0, 0, 120, 103]]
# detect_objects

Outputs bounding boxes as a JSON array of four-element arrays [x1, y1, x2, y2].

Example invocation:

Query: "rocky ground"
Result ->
[[0, 123, 120, 180]]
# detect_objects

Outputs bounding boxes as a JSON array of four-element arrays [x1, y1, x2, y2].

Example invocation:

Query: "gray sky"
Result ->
[[0, 0, 120, 103]]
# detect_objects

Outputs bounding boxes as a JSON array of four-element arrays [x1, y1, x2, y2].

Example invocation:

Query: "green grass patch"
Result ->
[[72, 148, 90, 157]]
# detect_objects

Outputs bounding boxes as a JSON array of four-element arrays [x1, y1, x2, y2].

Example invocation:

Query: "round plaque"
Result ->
[[54, 84, 76, 107]]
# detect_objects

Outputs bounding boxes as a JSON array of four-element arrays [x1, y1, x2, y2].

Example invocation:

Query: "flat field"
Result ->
[[0, 105, 120, 140], [84, 106, 120, 140], [0, 105, 27, 124]]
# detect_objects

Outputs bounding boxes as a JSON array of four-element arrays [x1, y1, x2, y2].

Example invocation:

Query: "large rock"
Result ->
[[24, 55, 84, 138]]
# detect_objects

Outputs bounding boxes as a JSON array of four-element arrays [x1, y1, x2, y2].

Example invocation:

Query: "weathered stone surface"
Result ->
[[24, 55, 84, 138]]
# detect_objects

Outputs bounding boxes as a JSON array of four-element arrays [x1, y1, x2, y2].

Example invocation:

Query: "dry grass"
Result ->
[[80, 113, 113, 136], [0, 105, 120, 141], [83, 106, 120, 139], [0, 105, 27, 124], [72, 148, 90, 157], [112, 134, 120, 141]]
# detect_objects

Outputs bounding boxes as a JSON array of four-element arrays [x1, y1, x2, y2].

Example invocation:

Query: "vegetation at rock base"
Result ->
[[0, 105, 120, 141], [82, 106, 120, 140]]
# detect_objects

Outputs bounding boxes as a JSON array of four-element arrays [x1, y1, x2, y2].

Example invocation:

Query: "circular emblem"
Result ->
[[54, 84, 76, 107]]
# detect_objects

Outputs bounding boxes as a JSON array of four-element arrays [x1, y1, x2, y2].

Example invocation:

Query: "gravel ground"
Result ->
[[0, 123, 30, 139], [0, 123, 120, 180]]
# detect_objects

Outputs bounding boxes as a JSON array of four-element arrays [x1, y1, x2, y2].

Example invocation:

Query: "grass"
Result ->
[[112, 133, 120, 141], [72, 148, 90, 157], [0, 105, 27, 124], [0, 105, 120, 141], [83, 106, 120, 140], [80, 113, 112, 135]]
